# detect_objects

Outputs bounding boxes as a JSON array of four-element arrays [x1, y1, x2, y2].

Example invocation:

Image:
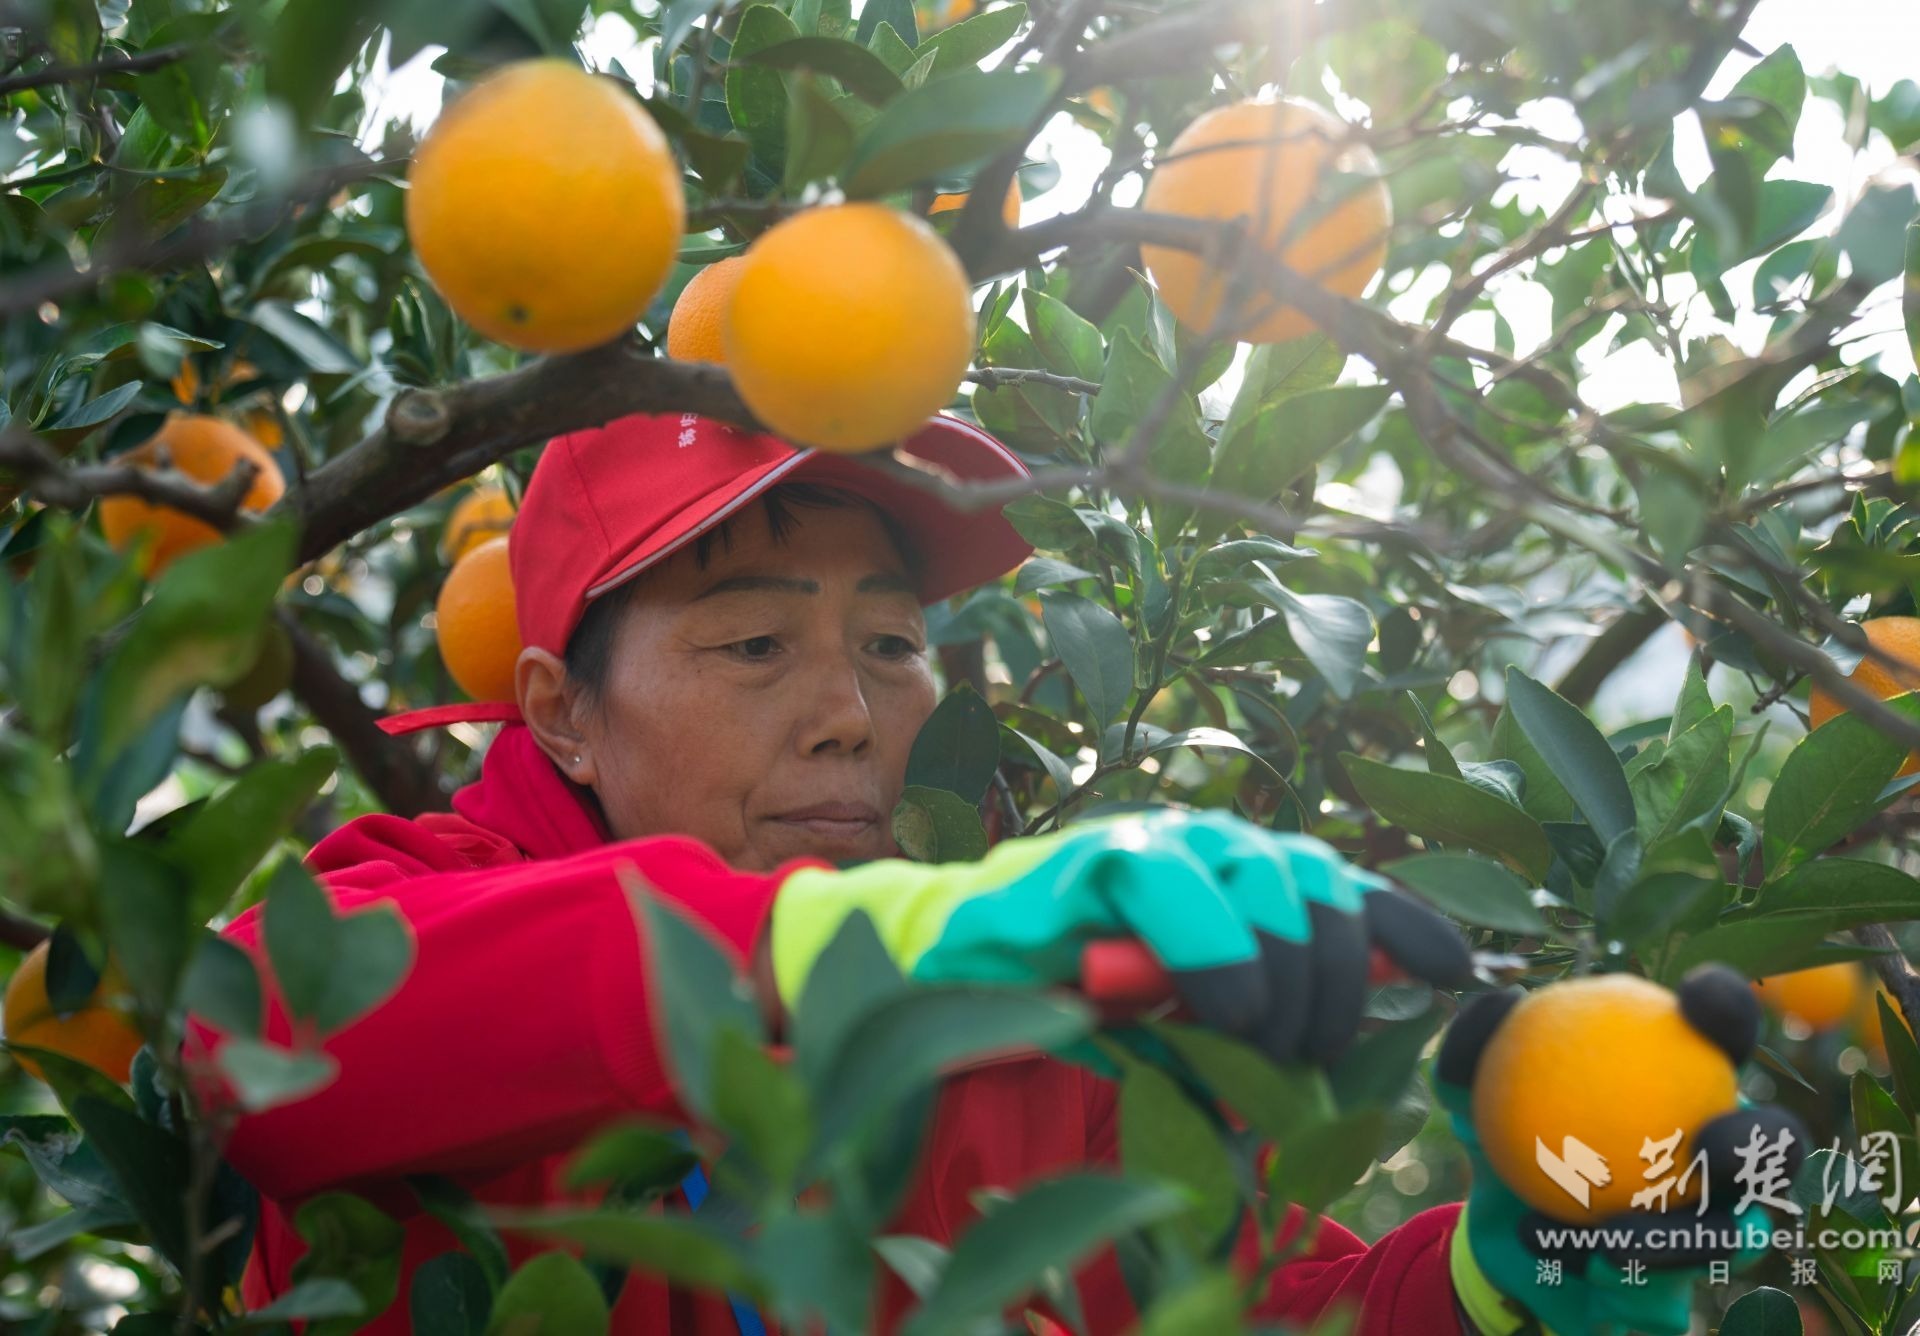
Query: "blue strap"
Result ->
[[681, 1163, 769, 1336]]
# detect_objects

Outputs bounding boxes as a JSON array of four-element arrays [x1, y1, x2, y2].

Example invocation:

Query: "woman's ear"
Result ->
[[516, 647, 597, 786]]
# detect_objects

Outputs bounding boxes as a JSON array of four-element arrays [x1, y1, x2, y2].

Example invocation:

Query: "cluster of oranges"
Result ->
[[403, 59, 1392, 456], [1753, 959, 1907, 1062]]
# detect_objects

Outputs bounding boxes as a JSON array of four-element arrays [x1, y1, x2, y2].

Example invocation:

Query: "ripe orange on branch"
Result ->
[[3, 940, 144, 1084], [441, 484, 517, 564], [726, 203, 975, 453], [1141, 96, 1391, 345], [406, 60, 686, 354], [99, 413, 286, 577], [666, 256, 747, 365], [1752, 962, 1864, 1033], [436, 535, 522, 702], [1807, 617, 1920, 777], [928, 178, 1023, 230], [1471, 974, 1739, 1223]]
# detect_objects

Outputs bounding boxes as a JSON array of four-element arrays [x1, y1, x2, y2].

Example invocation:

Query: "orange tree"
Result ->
[[3, 0, 1920, 1332]]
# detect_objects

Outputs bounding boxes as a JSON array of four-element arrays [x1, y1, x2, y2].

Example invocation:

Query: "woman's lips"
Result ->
[[771, 803, 881, 841]]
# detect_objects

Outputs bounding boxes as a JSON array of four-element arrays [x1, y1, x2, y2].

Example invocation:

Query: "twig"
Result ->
[[967, 366, 1101, 396], [0, 428, 258, 532], [0, 43, 194, 97]]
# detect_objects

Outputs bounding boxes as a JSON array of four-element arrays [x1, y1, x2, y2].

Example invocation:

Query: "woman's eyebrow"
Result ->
[[690, 571, 916, 601]]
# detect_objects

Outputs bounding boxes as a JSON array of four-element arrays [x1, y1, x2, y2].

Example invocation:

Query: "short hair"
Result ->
[[563, 482, 927, 698]]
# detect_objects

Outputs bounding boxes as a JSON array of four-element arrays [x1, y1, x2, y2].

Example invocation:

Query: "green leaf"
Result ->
[[58, 1093, 192, 1275], [96, 839, 192, 1018], [48, 381, 142, 432], [1670, 655, 1716, 740], [754, 1213, 875, 1332], [856, 0, 917, 46], [905, 684, 1000, 801], [249, 301, 362, 374], [811, 989, 1089, 1155], [217, 1037, 338, 1112], [1118, 1056, 1239, 1250], [1741, 859, 1920, 922], [1267, 1109, 1386, 1215], [1906, 220, 1920, 375], [1630, 706, 1733, 848], [493, 1211, 757, 1296], [904, 1175, 1183, 1336], [913, 1, 1026, 75], [561, 1123, 700, 1194], [1330, 1007, 1444, 1114], [782, 77, 860, 192], [485, 1252, 609, 1336], [261, 859, 413, 1034], [630, 891, 764, 1121], [891, 785, 990, 863], [843, 67, 1060, 198], [240, 1279, 367, 1326], [1026, 290, 1104, 383], [727, 5, 803, 171], [743, 35, 906, 103], [1382, 853, 1545, 934], [1718, 1285, 1801, 1336], [710, 1027, 812, 1194], [1211, 384, 1390, 506], [292, 1193, 406, 1336], [1040, 592, 1133, 726], [1251, 584, 1373, 700], [409, 1253, 491, 1336], [1504, 669, 1636, 847], [1342, 755, 1553, 881], [791, 909, 911, 1090], [164, 747, 338, 922], [1763, 695, 1920, 876], [1088, 332, 1211, 538], [1152, 1023, 1335, 1143], [1491, 703, 1574, 822], [182, 935, 262, 1039], [91, 518, 295, 763], [410, 1176, 511, 1291], [1662, 921, 1879, 985]]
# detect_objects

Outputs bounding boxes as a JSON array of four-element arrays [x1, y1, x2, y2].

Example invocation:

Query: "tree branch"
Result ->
[[0, 427, 257, 531], [281, 612, 448, 817], [0, 43, 194, 97]]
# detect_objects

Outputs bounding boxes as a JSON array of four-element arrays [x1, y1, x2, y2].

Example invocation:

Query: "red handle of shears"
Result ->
[[1078, 939, 1408, 1009]]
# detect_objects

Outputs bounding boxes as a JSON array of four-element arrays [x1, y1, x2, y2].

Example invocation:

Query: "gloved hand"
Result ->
[[1433, 966, 1801, 1336], [770, 808, 1471, 1066]]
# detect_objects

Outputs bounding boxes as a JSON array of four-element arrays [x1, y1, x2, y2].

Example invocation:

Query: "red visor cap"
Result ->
[[511, 412, 1036, 657]]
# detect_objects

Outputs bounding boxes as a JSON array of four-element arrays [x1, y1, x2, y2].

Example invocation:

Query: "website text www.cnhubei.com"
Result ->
[[1530, 1221, 1908, 1254]]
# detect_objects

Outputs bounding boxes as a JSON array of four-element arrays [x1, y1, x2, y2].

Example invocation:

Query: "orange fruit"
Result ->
[[666, 256, 747, 365], [915, 0, 976, 31], [1854, 983, 1910, 1065], [1140, 96, 1391, 345], [3, 940, 143, 1084], [406, 60, 686, 353], [441, 484, 517, 563], [98, 413, 287, 577], [726, 203, 975, 453], [435, 535, 521, 702], [1752, 962, 1864, 1033], [928, 178, 1023, 230], [1808, 617, 1920, 777], [1472, 975, 1740, 1223]]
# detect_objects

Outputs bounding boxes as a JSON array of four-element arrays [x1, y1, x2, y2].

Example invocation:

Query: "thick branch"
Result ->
[[0, 428, 256, 530], [1554, 601, 1667, 708], [281, 613, 448, 817], [286, 342, 755, 563], [1851, 924, 1920, 1045]]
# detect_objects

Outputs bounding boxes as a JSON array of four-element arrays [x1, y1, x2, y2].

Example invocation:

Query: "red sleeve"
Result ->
[[186, 835, 822, 1202], [1245, 1201, 1463, 1336]]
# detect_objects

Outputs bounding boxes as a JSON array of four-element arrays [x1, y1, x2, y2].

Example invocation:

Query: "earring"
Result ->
[[572, 754, 582, 765]]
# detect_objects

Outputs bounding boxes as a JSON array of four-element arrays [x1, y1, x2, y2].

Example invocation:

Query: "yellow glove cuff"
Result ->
[[1450, 1204, 1547, 1336]]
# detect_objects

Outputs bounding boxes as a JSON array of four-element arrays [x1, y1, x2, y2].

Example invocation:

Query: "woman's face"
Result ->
[[570, 502, 938, 871]]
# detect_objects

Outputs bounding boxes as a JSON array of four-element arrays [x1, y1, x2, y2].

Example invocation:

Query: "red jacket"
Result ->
[[190, 725, 1463, 1333]]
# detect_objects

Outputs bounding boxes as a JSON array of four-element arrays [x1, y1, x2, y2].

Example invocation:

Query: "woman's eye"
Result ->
[[726, 636, 780, 661], [872, 635, 921, 659]]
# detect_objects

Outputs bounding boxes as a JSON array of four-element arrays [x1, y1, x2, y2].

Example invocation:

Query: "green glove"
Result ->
[[1432, 967, 1794, 1336], [771, 808, 1471, 1065]]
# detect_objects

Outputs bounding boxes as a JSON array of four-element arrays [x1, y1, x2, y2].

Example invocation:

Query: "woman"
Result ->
[[183, 412, 1602, 1333]]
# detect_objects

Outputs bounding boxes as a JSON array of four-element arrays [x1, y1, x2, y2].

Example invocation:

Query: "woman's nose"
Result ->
[[799, 654, 876, 756]]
